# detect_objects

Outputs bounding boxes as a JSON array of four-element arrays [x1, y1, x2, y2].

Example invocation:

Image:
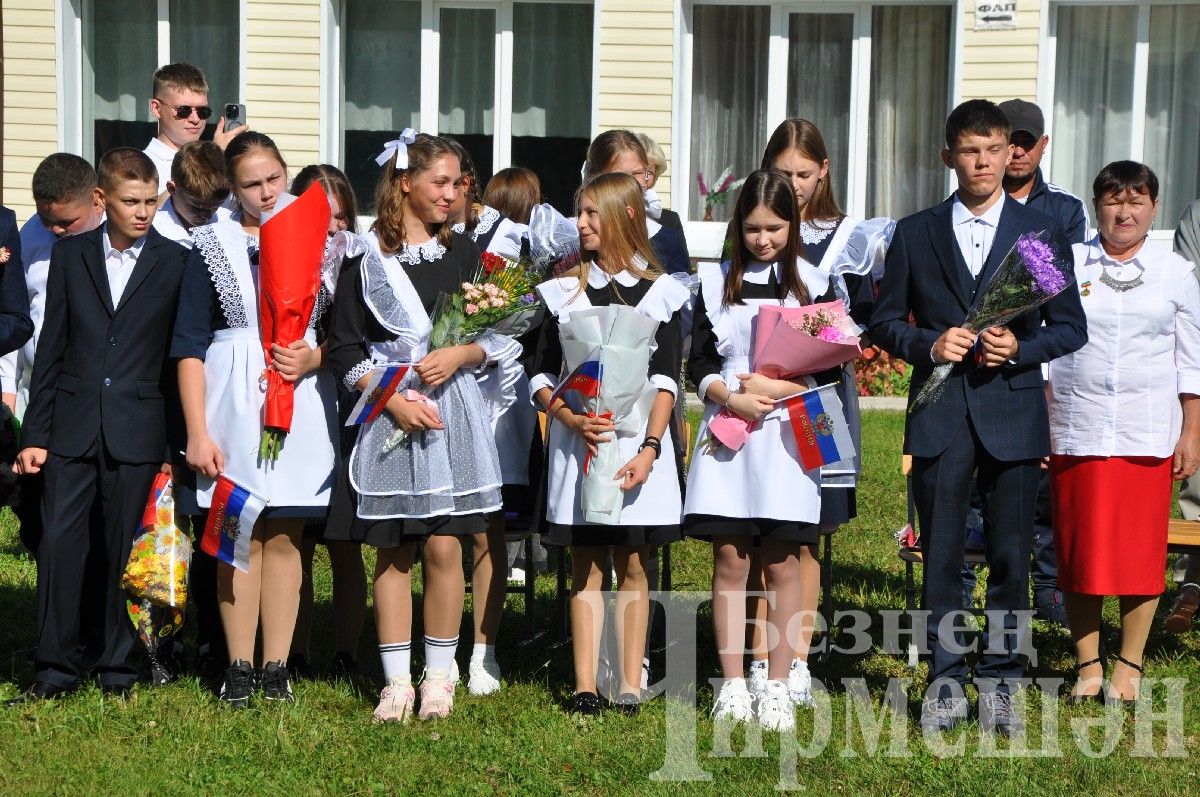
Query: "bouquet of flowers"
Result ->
[[909, 230, 1072, 411], [429, 251, 543, 349], [556, 305, 662, 524], [257, 184, 332, 461], [122, 472, 191, 685], [697, 167, 746, 220], [381, 250, 545, 453], [705, 301, 863, 451]]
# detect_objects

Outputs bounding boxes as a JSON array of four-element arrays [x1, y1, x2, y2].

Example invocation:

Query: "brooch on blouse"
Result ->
[[1080, 280, 1092, 297]]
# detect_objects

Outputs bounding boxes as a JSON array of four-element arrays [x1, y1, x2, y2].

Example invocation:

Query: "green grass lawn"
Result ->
[[0, 410, 1197, 795]]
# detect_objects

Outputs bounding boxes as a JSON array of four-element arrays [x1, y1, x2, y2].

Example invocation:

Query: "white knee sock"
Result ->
[[379, 641, 411, 685], [425, 635, 459, 674]]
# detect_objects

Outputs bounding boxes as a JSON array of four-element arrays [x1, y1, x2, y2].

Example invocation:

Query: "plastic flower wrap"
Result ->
[[910, 230, 1072, 411], [121, 472, 191, 685], [705, 301, 863, 452]]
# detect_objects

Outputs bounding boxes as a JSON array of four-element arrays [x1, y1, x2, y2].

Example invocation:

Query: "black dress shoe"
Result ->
[[5, 681, 74, 707], [568, 691, 603, 716]]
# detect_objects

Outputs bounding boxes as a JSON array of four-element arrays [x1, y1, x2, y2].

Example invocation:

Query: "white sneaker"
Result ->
[[712, 678, 755, 723], [747, 659, 768, 700], [373, 679, 415, 724], [756, 679, 796, 732], [788, 659, 814, 707], [468, 656, 502, 696]]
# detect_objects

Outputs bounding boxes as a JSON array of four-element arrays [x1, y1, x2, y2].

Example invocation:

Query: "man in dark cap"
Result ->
[[998, 99, 1089, 245]]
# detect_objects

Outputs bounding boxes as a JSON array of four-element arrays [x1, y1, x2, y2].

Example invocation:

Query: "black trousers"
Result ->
[[912, 416, 1040, 693], [35, 440, 160, 689]]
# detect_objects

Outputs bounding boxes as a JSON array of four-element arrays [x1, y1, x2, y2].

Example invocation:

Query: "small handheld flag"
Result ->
[[550, 356, 603, 406], [345, 363, 413, 426], [783, 384, 856, 471], [201, 476, 267, 573]]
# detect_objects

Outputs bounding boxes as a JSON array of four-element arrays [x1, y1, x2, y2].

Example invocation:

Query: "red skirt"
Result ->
[[1049, 455, 1171, 596]]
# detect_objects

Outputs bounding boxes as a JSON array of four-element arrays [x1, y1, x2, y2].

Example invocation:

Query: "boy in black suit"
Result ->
[[869, 100, 1087, 734], [8, 148, 189, 702]]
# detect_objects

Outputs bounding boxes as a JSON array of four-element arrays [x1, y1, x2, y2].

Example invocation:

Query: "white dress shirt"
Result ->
[[1049, 237, 1200, 457], [951, 193, 1005, 277], [101, 224, 146, 307], [0, 218, 58, 402], [143, 137, 176, 194]]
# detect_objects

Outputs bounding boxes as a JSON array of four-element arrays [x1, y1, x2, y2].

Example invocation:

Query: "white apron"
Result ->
[[538, 271, 687, 527], [191, 221, 338, 510], [683, 261, 822, 523]]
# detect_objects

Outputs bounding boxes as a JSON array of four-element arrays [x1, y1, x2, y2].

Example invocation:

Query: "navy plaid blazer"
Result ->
[[868, 194, 1087, 461]]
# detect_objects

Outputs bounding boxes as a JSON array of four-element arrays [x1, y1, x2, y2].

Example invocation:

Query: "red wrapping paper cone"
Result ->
[[258, 183, 331, 435]]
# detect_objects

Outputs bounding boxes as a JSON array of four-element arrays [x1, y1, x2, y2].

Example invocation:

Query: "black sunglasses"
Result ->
[[155, 98, 213, 121]]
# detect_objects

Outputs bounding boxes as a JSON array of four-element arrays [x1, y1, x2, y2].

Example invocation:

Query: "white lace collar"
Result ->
[[800, 218, 839, 245], [451, 205, 501, 241], [395, 236, 447, 265], [587, 265, 641, 289]]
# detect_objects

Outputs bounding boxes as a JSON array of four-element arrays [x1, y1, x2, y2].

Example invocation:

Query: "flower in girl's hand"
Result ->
[[0, 247, 9, 264], [465, 302, 480, 316]]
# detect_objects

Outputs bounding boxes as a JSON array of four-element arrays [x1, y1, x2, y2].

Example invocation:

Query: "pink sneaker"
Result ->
[[418, 669, 457, 719], [373, 681, 415, 724]]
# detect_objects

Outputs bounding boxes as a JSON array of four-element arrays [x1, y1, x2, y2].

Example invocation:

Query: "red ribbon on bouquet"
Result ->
[[582, 410, 613, 476]]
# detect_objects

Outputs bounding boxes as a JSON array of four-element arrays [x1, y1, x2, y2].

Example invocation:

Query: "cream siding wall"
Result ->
[[596, 0, 676, 206], [2, 0, 59, 220], [244, 0, 322, 176], [959, 0, 1042, 102]]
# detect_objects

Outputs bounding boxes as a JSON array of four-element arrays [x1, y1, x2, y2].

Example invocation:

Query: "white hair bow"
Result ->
[[376, 128, 419, 168]]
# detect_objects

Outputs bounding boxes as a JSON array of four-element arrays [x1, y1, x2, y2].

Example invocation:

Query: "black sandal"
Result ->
[[1066, 656, 1106, 705], [1107, 655, 1144, 707]]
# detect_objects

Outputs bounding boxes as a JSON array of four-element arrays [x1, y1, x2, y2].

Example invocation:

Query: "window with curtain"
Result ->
[[866, 4, 952, 220], [1143, 3, 1200, 224], [1050, 2, 1200, 227], [689, 5, 770, 223], [88, 0, 156, 160], [1049, 5, 1137, 217], [440, 7, 497, 188], [511, 2, 593, 213], [343, 0, 422, 209], [87, 0, 240, 163], [786, 13, 853, 207], [687, 3, 952, 222]]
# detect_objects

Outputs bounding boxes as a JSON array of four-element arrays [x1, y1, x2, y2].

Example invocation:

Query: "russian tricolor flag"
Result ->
[[201, 475, 267, 573], [783, 384, 856, 471], [550, 357, 603, 406], [345, 363, 412, 426]]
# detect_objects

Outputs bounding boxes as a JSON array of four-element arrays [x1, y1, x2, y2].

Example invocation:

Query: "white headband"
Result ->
[[376, 128, 419, 169]]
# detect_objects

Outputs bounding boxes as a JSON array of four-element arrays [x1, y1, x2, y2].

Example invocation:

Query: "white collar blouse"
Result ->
[[1048, 236, 1200, 457]]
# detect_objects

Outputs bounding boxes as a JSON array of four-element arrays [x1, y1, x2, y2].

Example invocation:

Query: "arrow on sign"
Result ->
[[980, 14, 1012, 22]]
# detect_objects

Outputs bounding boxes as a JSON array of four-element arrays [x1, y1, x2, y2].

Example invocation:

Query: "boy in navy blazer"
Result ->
[[8, 149, 189, 703], [869, 100, 1087, 734]]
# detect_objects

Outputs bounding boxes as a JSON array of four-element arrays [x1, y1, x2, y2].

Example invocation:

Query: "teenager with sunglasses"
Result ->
[[143, 63, 248, 196]]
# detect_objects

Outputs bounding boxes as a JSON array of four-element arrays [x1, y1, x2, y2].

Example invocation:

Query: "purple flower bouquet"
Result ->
[[910, 230, 1072, 411]]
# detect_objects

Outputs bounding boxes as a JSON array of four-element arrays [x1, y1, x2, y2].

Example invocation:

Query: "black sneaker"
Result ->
[[219, 660, 255, 709], [261, 660, 295, 703]]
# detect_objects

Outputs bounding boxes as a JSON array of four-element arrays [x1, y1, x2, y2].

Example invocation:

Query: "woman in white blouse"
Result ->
[[1048, 161, 1200, 705]]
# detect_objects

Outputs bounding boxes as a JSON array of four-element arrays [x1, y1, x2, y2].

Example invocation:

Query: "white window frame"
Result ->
[[1039, 0, 1200, 237], [323, 0, 597, 176], [673, 0, 960, 223], [64, 0, 247, 161]]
